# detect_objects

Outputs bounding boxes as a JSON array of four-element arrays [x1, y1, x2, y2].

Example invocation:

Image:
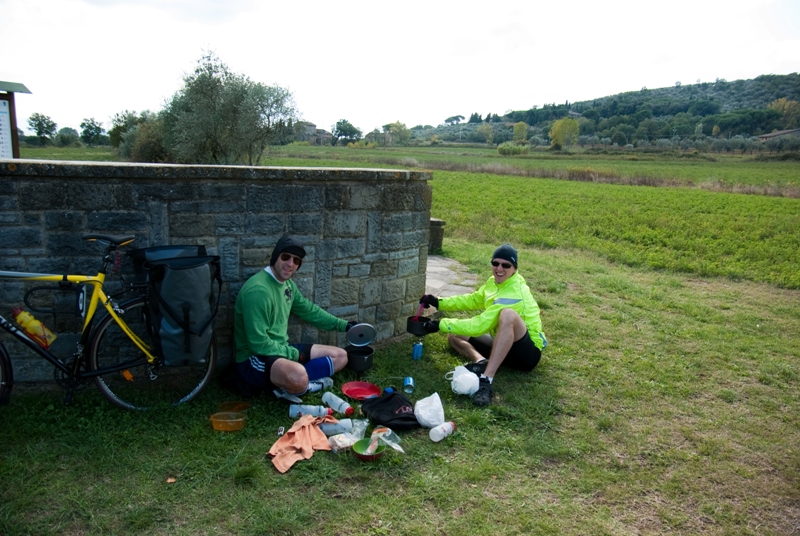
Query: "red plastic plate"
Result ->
[[341, 381, 381, 400]]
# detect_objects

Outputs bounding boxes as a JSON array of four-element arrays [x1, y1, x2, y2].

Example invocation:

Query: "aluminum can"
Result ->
[[403, 376, 415, 394], [412, 341, 423, 360]]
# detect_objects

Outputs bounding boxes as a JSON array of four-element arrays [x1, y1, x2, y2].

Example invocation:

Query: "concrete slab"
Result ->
[[425, 255, 480, 298]]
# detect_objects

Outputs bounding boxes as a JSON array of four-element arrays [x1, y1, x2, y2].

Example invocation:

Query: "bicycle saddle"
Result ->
[[82, 234, 136, 247]]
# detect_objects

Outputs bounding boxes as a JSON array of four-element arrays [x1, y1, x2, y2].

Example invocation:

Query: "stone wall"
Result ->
[[0, 160, 432, 381]]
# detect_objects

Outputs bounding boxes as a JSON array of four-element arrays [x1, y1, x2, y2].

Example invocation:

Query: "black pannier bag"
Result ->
[[145, 256, 222, 367], [128, 245, 208, 283]]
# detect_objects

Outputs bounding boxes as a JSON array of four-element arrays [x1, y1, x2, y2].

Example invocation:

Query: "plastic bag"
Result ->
[[365, 426, 405, 454], [446, 366, 479, 396], [414, 392, 445, 428], [327, 419, 369, 454]]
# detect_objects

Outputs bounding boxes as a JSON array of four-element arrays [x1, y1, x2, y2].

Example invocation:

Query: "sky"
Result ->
[[2, 0, 799, 136]]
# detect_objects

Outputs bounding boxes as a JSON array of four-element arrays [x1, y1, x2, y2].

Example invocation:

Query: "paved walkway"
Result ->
[[425, 255, 480, 297]]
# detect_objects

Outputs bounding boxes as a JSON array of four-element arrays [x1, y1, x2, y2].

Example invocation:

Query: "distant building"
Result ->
[[293, 121, 333, 145], [758, 128, 800, 142]]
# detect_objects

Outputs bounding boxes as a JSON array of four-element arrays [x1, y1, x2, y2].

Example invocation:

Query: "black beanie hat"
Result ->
[[492, 243, 518, 268], [270, 234, 306, 267]]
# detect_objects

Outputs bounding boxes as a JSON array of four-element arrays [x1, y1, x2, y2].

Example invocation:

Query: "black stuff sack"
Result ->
[[145, 256, 222, 367], [360, 390, 420, 431]]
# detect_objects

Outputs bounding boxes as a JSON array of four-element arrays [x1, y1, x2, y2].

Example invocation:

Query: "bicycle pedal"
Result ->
[[122, 369, 134, 381]]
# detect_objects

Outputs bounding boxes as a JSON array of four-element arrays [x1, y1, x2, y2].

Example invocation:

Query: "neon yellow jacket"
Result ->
[[437, 272, 547, 350]]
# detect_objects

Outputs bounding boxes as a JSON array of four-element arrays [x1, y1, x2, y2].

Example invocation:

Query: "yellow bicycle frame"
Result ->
[[0, 270, 157, 364]]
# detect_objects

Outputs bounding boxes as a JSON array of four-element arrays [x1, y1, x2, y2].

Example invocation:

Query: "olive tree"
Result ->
[[162, 53, 296, 165]]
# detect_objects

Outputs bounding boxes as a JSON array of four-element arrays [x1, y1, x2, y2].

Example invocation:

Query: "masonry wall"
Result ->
[[0, 160, 432, 381]]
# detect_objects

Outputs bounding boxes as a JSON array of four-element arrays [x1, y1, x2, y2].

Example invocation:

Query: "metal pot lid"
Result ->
[[346, 323, 376, 347]]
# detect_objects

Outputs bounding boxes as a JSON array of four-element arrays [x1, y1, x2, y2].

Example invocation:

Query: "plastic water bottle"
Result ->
[[429, 421, 456, 442], [319, 419, 353, 436], [11, 307, 57, 349], [288, 405, 333, 418], [322, 392, 354, 416]]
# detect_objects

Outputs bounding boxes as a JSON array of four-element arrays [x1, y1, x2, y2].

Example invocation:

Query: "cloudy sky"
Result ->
[[3, 0, 799, 136]]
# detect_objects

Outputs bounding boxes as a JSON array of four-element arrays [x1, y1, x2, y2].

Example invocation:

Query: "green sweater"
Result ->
[[234, 270, 347, 363], [437, 272, 547, 350]]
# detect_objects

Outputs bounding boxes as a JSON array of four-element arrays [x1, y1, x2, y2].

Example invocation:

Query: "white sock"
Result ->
[[481, 374, 493, 384]]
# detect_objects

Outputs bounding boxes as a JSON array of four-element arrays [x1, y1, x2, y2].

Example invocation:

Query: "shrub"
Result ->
[[347, 140, 378, 149], [497, 142, 528, 156]]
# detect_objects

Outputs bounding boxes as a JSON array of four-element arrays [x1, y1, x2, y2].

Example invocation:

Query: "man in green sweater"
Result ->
[[234, 234, 355, 402], [419, 244, 546, 407]]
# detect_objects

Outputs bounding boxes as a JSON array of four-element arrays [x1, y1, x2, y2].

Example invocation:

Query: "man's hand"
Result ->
[[423, 319, 440, 334], [346, 321, 358, 331], [419, 294, 439, 309]]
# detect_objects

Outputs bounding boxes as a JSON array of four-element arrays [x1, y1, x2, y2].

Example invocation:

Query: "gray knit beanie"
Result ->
[[491, 243, 518, 268]]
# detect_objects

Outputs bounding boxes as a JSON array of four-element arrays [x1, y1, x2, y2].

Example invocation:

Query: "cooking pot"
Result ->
[[406, 315, 430, 336], [345, 345, 374, 372]]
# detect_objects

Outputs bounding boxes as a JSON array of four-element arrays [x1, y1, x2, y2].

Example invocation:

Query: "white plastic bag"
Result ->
[[414, 392, 445, 428], [446, 366, 479, 396]]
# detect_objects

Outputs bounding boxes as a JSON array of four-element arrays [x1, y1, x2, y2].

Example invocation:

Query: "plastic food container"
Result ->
[[209, 411, 246, 431], [217, 401, 252, 413]]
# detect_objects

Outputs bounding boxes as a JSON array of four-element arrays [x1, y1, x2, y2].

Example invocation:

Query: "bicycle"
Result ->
[[0, 233, 217, 410]]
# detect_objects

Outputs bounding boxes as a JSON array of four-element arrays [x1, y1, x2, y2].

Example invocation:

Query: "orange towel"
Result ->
[[268, 414, 335, 473]]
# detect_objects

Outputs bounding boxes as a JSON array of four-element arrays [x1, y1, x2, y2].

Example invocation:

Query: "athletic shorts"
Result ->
[[236, 343, 314, 391], [468, 330, 541, 372]]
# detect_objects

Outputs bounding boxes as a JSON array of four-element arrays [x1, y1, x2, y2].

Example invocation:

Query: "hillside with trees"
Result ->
[[411, 73, 800, 153]]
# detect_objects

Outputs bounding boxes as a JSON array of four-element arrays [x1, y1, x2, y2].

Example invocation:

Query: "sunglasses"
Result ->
[[491, 261, 513, 269], [280, 253, 302, 266]]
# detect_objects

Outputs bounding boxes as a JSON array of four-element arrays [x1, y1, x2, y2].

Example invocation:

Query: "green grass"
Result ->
[[2, 241, 799, 535], [267, 145, 800, 192], [20, 145, 119, 161], [432, 172, 800, 288], [4, 143, 799, 534]]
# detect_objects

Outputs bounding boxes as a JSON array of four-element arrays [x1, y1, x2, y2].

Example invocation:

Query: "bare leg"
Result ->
[[270, 359, 308, 393], [484, 308, 528, 378], [448, 334, 486, 363], [309, 344, 348, 372]]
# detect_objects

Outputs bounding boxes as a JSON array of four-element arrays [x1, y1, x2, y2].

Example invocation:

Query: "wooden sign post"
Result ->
[[0, 81, 32, 159]]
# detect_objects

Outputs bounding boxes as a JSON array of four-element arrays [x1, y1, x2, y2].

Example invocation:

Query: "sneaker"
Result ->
[[273, 388, 303, 403], [472, 377, 493, 407], [306, 377, 333, 394], [464, 359, 488, 375]]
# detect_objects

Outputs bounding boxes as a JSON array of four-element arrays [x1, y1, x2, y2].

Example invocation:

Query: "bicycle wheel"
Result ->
[[0, 343, 12, 405], [89, 297, 216, 410]]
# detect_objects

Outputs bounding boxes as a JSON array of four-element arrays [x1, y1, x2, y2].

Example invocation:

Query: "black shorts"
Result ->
[[468, 330, 541, 372], [236, 343, 315, 392]]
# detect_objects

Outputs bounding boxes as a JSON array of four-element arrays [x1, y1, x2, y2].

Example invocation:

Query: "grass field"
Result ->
[[4, 144, 799, 535]]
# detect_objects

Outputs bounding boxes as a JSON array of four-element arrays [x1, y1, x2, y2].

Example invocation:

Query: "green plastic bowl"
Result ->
[[352, 438, 385, 461]]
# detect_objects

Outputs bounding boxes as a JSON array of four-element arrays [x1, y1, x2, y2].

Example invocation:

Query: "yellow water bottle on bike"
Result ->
[[11, 307, 57, 349]]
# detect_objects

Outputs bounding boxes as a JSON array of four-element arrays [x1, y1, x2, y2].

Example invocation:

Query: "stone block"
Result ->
[[382, 279, 406, 302], [170, 214, 214, 237], [246, 214, 285, 235], [337, 238, 365, 258], [361, 279, 381, 306], [45, 211, 83, 230], [398, 257, 420, 278], [0, 227, 41, 249], [324, 211, 367, 237], [330, 278, 359, 305], [216, 213, 245, 234]]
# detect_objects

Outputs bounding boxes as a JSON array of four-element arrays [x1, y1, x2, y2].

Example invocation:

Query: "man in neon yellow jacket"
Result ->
[[420, 244, 546, 407]]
